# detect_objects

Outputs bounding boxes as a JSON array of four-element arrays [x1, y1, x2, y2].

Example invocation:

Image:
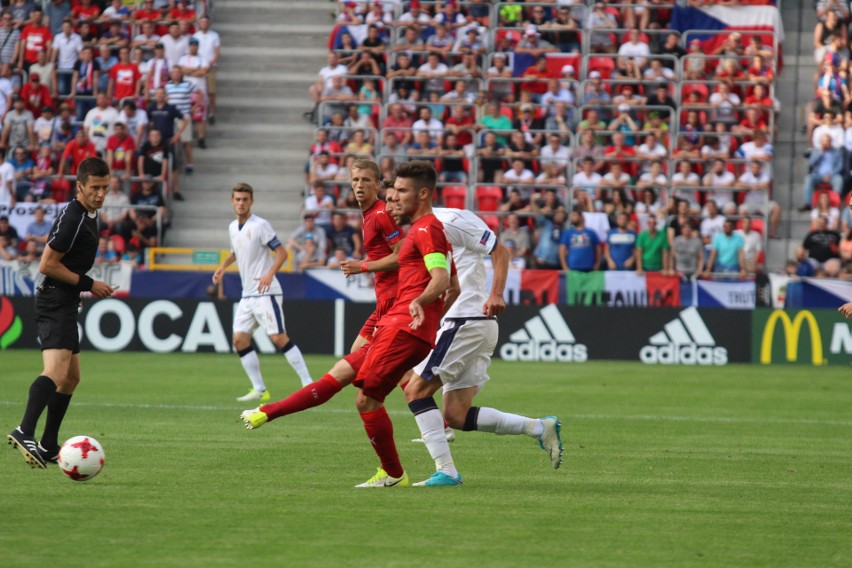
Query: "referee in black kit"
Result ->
[[7, 157, 116, 469]]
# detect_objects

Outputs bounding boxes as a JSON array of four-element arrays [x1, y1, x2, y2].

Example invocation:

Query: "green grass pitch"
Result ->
[[1, 350, 850, 567]]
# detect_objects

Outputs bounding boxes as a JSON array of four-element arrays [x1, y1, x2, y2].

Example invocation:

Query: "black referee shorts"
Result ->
[[35, 286, 81, 354]]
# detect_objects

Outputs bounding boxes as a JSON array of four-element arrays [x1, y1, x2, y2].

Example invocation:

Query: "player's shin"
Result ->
[[359, 406, 404, 478], [19, 375, 56, 436], [237, 346, 266, 392], [40, 391, 72, 450], [465, 406, 541, 437], [260, 374, 343, 420], [409, 397, 457, 477], [281, 341, 312, 386]]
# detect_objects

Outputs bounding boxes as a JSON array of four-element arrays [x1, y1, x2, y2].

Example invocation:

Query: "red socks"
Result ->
[[260, 374, 343, 420], [359, 407, 403, 478]]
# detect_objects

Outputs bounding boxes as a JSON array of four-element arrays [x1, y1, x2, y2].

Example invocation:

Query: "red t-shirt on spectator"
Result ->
[[62, 139, 98, 174], [72, 5, 101, 22], [107, 134, 137, 171], [133, 9, 161, 22], [110, 63, 141, 100], [445, 115, 475, 146], [20, 82, 53, 118], [20, 24, 52, 65], [381, 115, 413, 143], [521, 67, 552, 95]]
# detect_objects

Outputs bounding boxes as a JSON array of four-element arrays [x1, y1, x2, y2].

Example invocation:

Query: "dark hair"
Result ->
[[232, 182, 253, 198], [393, 160, 436, 193], [77, 157, 110, 185]]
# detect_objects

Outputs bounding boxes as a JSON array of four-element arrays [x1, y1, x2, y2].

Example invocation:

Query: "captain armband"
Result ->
[[423, 252, 448, 272]]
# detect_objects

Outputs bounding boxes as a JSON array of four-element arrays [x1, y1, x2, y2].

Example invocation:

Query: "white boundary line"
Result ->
[[0, 400, 850, 426]]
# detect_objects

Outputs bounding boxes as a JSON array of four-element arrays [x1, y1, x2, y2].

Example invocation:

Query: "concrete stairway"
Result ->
[[167, 0, 332, 248], [766, 3, 819, 270]]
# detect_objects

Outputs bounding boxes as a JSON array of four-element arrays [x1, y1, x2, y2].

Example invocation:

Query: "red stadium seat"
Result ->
[[812, 187, 841, 208], [481, 214, 500, 234], [476, 186, 503, 212], [442, 186, 468, 209]]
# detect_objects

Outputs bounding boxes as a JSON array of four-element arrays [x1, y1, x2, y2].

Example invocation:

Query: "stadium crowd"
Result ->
[[297, 0, 805, 279], [0, 0, 219, 266]]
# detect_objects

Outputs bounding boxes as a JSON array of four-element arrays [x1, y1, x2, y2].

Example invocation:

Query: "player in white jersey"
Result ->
[[212, 183, 313, 402], [397, 207, 564, 486]]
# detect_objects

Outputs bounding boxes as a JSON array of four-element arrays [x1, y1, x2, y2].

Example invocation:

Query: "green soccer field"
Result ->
[[0, 350, 850, 567]]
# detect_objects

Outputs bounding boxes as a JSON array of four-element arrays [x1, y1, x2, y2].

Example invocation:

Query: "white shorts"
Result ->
[[413, 318, 498, 394], [233, 295, 287, 336]]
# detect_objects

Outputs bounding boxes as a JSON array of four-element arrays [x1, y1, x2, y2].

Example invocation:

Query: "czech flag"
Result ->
[[671, 3, 785, 67]]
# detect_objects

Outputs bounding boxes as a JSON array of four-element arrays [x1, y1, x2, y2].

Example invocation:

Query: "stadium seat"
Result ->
[[442, 186, 468, 209], [812, 187, 841, 208], [482, 214, 500, 234], [476, 186, 503, 212]]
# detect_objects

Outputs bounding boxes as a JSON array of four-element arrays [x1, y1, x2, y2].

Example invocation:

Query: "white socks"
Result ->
[[414, 408, 458, 478], [282, 343, 312, 386], [239, 349, 266, 392], [475, 407, 542, 438]]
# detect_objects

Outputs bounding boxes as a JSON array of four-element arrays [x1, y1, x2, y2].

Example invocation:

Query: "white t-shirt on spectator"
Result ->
[[412, 117, 444, 142], [602, 171, 631, 187], [540, 144, 570, 168], [161, 34, 190, 68], [318, 63, 348, 88], [84, 105, 119, 153], [193, 29, 221, 65], [738, 170, 771, 206], [178, 53, 209, 94], [812, 124, 844, 149], [304, 194, 335, 226], [0, 77, 12, 117], [572, 171, 602, 194], [617, 40, 650, 67], [811, 206, 840, 228], [702, 170, 736, 209], [53, 32, 83, 70], [700, 214, 725, 242], [503, 168, 535, 184], [0, 161, 13, 206]]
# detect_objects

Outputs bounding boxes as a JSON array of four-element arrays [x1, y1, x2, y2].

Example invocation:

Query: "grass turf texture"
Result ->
[[1, 351, 850, 567]]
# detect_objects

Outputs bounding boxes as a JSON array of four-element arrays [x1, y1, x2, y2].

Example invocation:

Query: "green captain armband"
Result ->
[[423, 252, 448, 271]]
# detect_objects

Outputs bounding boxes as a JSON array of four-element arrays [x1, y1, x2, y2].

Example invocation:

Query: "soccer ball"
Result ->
[[58, 436, 105, 481]]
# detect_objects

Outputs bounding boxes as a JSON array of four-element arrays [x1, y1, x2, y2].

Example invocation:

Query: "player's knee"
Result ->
[[442, 405, 469, 430]]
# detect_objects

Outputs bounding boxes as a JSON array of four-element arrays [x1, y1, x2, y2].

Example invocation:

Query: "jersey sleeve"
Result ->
[[257, 219, 281, 250], [47, 203, 84, 254], [415, 218, 450, 259], [452, 210, 498, 255], [374, 209, 404, 245]]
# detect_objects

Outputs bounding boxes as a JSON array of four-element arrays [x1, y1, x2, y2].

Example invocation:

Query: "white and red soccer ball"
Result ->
[[58, 436, 105, 481]]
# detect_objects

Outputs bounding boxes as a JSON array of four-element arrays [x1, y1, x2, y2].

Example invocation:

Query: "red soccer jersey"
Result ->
[[362, 198, 403, 302], [62, 139, 98, 174], [20, 25, 52, 64], [380, 213, 448, 346], [106, 134, 136, 170]]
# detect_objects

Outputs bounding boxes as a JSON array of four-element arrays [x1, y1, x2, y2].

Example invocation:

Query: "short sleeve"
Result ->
[[374, 209, 404, 245], [257, 219, 280, 249], [444, 210, 496, 255], [47, 203, 85, 253], [415, 218, 449, 257]]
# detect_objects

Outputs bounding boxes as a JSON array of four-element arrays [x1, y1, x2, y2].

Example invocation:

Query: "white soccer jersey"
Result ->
[[433, 208, 498, 319], [228, 214, 283, 298]]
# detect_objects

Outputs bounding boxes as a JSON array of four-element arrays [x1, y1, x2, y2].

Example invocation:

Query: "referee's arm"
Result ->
[[40, 246, 115, 298]]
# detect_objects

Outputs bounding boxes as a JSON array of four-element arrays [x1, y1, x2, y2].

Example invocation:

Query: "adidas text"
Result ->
[[500, 340, 587, 362], [639, 344, 728, 365]]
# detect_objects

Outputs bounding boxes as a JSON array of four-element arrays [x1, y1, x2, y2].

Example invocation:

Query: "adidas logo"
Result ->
[[499, 305, 587, 362], [640, 307, 727, 365]]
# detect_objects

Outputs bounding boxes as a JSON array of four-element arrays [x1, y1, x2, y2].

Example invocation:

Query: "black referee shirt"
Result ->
[[45, 199, 99, 283]]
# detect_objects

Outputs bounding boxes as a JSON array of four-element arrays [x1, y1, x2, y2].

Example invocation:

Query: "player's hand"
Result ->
[[212, 269, 223, 285], [409, 300, 425, 330], [839, 302, 852, 319], [255, 274, 274, 294], [340, 259, 361, 277], [91, 280, 117, 299], [483, 292, 505, 318]]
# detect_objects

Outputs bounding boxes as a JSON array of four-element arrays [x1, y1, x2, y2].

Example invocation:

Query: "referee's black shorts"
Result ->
[[36, 286, 81, 354]]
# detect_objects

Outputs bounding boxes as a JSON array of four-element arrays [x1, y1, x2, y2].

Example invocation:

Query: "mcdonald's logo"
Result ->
[[760, 310, 825, 365]]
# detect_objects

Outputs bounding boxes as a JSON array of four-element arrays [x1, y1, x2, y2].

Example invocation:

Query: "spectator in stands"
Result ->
[[499, 213, 531, 261], [704, 217, 746, 277], [702, 158, 737, 215], [573, 128, 605, 167], [708, 82, 740, 128], [476, 130, 505, 183], [802, 133, 844, 211], [137, 127, 168, 182], [811, 190, 841, 231], [131, 179, 168, 230], [572, 157, 602, 211], [100, 175, 130, 236], [0, 214, 18, 247], [635, 214, 669, 275], [814, 9, 846, 64], [381, 103, 413, 146], [699, 199, 725, 248], [672, 220, 703, 280], [581, 71, 612, 112], [617, 28, 650, 73], [84, 92, 119, 155], [605, 212, 636, 271], [513, 103, 543, 145], [586, 2, 617, 53], [52, 19, 81, 97], [160, 21, 188, 69], [416, 52, 450, 98], [2, 96, 34, 151], [453, 26, 486, 56], [118, 99, 148, 147], [578, 108, 608, 143], [539, 132, 570, 175], [8, 145, 33, 200], [22, 205, 49, 252], [478, 102, 513, 145], [108, 46, 141, 103], [560, 208, 600, 272], [533, 206, 566, 269], [345, 129, 373, 157], [20, 72, 52, 119], [736, 216, 763, 273], [0, 13, 20, 68], [736, 129, 774, 171], [95, 44, 118, 95], [143, 42, 170, 100], [499, 187, 530, 213], [437, 133, 466, 183], [601, 161, 631, 198], [0, 233, 17, 260], [411, 106, 443, 144], [666, 198, 692, 245], [636, 133, 667, 168], [309, 52, 347, 111], [28, 145, 54, 202], [57, 128, 95, 179], [516, 26, 557, 58], [132, 20, 160, 56], [304, 181, 335, 233], [812, 111, 844, 149], [327, 210, 362, 259], [19, 9, 51, 73], [289, 212, 328, 271], [737, 159, 780, 239], [321, 74, 357, 125], [541, 5, 581, 53]]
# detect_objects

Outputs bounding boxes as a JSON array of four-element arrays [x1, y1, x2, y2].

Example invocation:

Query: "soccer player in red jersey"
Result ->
[[349, 160, 451, 488], [239, 159, 405, 427]]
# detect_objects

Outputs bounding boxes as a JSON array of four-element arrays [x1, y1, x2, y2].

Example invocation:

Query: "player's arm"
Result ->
[[442, 272, 461, 317], [212, 251, 235, 284], [409, 253, 450, 330], [40, 244, 114, 298], [256, 240, 287, 293], [484, 240, 509, 317], [341, 238, 403, 276], [838, 302, 852, 319]]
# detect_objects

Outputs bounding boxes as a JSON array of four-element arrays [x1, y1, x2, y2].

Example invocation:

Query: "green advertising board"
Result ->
[[752, 309, 852, 365]]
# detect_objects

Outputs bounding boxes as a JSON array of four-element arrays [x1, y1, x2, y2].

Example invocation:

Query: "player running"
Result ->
[[397, 207, 564, 486], [239, 159, 404, 430], [212, 183, 312, 402]]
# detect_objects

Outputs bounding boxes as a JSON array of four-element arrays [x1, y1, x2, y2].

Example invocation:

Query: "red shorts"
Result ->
[[353, 326, 432, 403], [358, 297, 395, 342], [342, 342, 369, 374]]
